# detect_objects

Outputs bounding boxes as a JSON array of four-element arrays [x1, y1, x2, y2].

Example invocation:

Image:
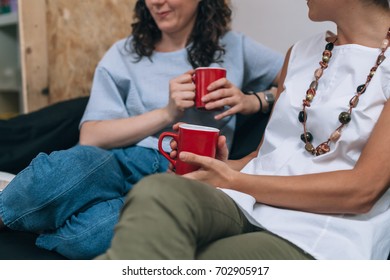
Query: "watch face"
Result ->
[[265, 91, 274, 104]]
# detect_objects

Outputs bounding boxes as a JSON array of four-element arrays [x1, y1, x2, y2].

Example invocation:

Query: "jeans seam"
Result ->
[[8, 152, 117, 229], [37, 207, 120, 242]]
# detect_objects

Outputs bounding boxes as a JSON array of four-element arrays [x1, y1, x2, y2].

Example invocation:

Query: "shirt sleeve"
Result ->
[[241, 35, 284, 92]]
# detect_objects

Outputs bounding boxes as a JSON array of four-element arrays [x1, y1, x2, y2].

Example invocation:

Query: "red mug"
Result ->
[[158, 124, 220, 175], [193, 67, 227, 109]]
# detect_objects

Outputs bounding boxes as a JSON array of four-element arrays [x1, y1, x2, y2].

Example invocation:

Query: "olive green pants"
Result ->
[[96, 174, 314, 260]]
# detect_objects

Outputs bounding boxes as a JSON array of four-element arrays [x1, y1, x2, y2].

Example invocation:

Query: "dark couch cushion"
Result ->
[[0, 97, 89, 174], [0, 229, 66, 260]]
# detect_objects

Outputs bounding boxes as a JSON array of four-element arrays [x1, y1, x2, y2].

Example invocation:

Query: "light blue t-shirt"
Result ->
[[80, 31, 283, 151]]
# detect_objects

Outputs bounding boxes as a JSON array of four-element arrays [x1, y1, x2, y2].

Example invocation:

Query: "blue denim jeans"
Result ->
[[0, 145, 168, 259]]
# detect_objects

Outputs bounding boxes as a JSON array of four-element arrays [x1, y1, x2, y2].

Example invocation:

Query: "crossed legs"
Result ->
[[96, 174, 313, 260]]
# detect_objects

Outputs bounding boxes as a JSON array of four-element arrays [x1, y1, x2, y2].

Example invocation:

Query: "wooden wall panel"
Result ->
[[46, 0, 136, 104], [19, 0, 49, 113], [19, 0, 136, 112]]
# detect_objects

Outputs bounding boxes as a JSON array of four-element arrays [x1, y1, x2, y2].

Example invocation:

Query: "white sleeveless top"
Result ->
[[222, 32, 390, 259]]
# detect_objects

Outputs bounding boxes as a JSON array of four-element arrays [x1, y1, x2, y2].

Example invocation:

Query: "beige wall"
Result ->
[[231, 0, 336, 54]]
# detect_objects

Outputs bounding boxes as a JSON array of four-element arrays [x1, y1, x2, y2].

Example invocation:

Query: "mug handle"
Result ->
[[158, 132, 178, 167]]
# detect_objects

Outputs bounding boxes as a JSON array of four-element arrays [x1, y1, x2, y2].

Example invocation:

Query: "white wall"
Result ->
[[231, 0, 336, 55]]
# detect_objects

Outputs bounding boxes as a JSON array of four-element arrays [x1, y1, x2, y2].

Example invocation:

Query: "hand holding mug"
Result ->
[[193, 67, 227, 109], [158, 123, 220, 175], [166, 70, 196, 122]]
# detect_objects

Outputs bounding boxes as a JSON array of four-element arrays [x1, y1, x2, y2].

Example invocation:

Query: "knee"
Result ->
[[125, 174, 193, 208], [30, 145, 115, 172], [130, 174, 181, 197]]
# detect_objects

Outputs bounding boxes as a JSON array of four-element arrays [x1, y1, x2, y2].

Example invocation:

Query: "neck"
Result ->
[[334, 6, 390, 47], [155, 32, 189, 52], [155, 17, 196, 53]]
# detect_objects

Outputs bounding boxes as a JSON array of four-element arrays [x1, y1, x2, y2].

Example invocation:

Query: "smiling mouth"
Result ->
[[157, 11, 170, 18]]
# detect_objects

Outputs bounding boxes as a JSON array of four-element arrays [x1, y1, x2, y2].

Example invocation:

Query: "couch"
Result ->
[[0, 96, 269, 260]]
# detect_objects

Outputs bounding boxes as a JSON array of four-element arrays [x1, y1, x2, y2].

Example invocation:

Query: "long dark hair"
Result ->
[[128, 0, 232, 68]]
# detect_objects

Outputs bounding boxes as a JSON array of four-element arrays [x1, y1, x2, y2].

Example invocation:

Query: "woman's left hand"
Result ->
[[180, 151, 238, 188], [201, 78, 258, 120]]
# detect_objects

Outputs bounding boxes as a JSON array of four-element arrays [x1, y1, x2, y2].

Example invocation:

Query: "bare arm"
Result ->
[[79, 71, 196, 149], [79, 108, 173, 149], [182, 100, 390, 214], [226, 100, 390, 214]]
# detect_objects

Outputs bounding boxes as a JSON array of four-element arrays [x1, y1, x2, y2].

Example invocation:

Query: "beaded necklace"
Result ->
[[299, 28, 390, 156]]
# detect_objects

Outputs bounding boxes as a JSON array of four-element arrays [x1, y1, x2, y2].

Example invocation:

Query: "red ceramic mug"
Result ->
[[158, 124, 220, 175], [193, 67, 227, 109]]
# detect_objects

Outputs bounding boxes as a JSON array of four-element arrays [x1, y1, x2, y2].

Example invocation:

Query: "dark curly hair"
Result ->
[[128, 0, 232, 68]]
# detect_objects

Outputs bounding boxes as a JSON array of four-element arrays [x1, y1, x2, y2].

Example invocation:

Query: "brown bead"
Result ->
[[314, 68, 323, 79], [323, 50, 332, 58], [319, 61, 328, 69], [349, 95, 359, 108], [306, 88, 316, 96], [330, 130, 341, 142], [381, 39, 389, 51], [303, 100, 311, 107], [316, 143, 330, 155], [305, 143, 315, 154]]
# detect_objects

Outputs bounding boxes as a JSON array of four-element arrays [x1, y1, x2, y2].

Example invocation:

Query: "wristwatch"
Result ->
[[263, 90, 275, 113]]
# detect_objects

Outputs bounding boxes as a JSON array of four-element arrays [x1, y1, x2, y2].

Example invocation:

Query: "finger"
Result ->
[[171, 84, 196, 95], [214, 107, 238, 120], [169, 150, 177, 159], [204, 96, 230, 110], [202, 88, 229, 103], [179, 152, 213, 168], [216, 135, 229, 160], [172, 122, 185, 131], [169, 139, 178, 149], [172, 91, 196, 102], [174, 72, 195, 83], [182, 169, 206, 180], [185, 69, 195, 75], [217, 135, 227, 149], [207, 77, 229, 91], [176, 100, 196, 110]]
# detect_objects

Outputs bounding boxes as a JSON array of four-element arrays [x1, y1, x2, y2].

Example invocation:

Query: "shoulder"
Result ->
[[98, 37, 133, 66], [221, 30, 258, 47], [290, 31, 328, 56]]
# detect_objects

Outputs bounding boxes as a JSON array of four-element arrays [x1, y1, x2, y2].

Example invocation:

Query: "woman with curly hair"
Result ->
[[0, 0, 282, 259]]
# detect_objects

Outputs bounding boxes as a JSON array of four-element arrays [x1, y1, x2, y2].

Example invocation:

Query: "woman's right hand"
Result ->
[[165, 70, 196, 122]]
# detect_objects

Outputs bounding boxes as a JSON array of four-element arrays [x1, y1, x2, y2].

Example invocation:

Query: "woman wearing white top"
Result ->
[[96, 0, 390, 260]]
